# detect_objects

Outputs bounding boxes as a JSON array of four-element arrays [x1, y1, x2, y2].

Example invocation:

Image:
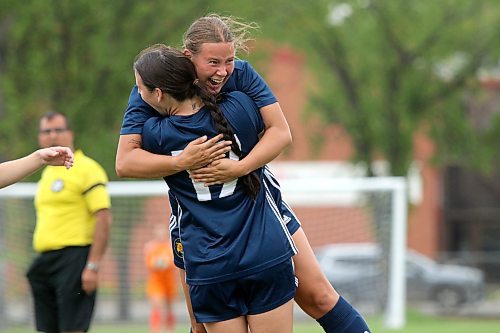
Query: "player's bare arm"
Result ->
[[116, 133, 231, 178], [0, 147, 73, 189], [190, 102, 291, 185]]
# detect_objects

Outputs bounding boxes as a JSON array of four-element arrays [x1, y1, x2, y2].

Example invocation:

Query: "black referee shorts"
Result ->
[[26, 246, 96, 333]]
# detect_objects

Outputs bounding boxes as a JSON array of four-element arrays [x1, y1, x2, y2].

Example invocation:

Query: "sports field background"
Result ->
[[3, 310, 500, 333]]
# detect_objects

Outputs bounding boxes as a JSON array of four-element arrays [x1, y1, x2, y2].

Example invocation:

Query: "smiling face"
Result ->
[[187, 42, 235, 95]]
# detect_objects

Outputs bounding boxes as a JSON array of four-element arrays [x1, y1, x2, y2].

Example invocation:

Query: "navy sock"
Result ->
[[316, 296, 371, 333]]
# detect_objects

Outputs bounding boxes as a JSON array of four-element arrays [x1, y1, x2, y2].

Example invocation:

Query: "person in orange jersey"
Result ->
[[144, 222, 178, 333]]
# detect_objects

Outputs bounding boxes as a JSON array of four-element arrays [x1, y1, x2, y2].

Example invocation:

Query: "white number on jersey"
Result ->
[[171, 135, 241, 201]]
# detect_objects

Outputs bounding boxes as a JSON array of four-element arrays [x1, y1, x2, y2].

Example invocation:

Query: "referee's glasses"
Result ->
[[39, 128, 68, 135]]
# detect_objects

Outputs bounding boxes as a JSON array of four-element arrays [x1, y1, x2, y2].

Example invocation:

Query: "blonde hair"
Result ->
[[183, 14, 258, 55]]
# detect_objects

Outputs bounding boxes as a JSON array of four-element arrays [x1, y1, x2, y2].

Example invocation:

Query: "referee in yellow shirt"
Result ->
[[26, 111, 112, 333]]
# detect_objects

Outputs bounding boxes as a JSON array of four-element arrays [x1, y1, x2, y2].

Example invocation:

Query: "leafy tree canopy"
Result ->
[[2, 0, 500, 179]]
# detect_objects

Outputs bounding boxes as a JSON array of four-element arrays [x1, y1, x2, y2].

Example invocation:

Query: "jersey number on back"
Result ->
[[172, 138, 240, 201]]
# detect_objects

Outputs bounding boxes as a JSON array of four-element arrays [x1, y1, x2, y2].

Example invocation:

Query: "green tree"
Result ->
[[328, 1, 500, 176], [0, 0, 209, 177], [238, 0, 500, 176], [0, 0, 209, 321]]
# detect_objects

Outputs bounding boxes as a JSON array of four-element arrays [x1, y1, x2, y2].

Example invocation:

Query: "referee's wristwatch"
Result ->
[[85, 262, 100, 272]]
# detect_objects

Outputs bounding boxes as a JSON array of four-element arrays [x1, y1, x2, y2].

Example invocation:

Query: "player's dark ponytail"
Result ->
[[193, 83, 261, 200]]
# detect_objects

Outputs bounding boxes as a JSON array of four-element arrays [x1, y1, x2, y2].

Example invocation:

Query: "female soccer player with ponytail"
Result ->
[[118, 14, 371, 333], [135, 44, 297, 333]]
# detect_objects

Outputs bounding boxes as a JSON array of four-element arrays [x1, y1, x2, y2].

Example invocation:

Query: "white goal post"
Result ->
[[0, 177, 407, 329], [277, 177, 407, 329]]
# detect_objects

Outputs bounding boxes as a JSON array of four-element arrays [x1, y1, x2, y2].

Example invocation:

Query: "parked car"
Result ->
[[315, 243, 484, 309]]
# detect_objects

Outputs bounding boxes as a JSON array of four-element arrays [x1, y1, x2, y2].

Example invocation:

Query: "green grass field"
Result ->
[[0, 312, 500, 333], [3, 310, 500, 333]]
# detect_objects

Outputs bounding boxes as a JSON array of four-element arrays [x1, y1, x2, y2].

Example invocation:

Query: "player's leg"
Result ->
[[263, 170, 338, 317], [178, 269, 207, 333], [292, 229, 371, 332], [317, 295, 372, 333], [164, 275, 178, 333], [189, 279, 249, 333], [191, 260, 295, 333], [245, 260, 296, 333], [164, 299, 176, 333], [170, 203, 201, 333], [247, 298, 294, 333], [147, 274, 164, 333], [264, 167, 372, 332], [204, 317, 248, 333], [147, 294, 164, 333], [292, 228, 339, 317]]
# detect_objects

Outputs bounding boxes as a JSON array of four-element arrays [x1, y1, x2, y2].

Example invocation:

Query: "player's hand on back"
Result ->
[[190, 158, 242, 186], [177, 134, 231, 170]]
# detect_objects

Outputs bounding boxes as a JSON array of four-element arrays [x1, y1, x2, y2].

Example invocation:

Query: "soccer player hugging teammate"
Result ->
[[117, 13, 371, 333], [135, 44, 297, 333]]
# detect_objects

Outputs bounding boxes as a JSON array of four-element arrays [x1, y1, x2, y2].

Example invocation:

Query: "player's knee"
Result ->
[[310, 278, 338, 308], [313, 287, 338, 313], [296, 283, 339, 317]]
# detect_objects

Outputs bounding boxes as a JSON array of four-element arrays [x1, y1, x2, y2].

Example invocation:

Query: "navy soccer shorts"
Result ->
[[189, 259, 297, 323], [26, 246, 96, 333]]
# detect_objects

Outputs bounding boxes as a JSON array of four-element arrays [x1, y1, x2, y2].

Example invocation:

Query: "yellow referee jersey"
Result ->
[[33, 150, 111, 252]]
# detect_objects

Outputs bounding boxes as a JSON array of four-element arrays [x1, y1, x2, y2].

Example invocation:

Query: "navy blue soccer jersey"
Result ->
[[121, 60, 277, 135], [142, 92, 296, 285]]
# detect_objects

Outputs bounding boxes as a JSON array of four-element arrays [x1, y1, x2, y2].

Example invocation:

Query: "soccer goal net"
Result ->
[[0, 177, 407, 330]]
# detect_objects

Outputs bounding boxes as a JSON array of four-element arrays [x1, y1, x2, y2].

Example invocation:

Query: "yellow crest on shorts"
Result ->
[[174, 238, 183, 258]]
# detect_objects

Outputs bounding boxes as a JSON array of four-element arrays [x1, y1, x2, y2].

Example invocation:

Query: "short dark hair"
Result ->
[[40, 111, 71, 130]]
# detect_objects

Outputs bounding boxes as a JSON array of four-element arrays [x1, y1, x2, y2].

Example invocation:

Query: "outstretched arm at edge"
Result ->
[[0, 147, 73, 189]]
